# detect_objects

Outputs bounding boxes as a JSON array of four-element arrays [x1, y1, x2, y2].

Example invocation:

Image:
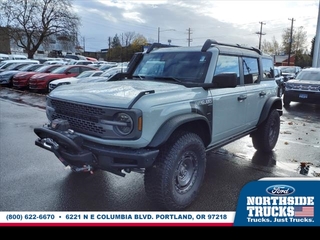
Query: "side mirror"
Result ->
[[212, 73, 237, 88]]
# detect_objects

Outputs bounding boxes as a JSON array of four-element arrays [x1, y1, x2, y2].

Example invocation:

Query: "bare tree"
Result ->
[[282, 26, 308, 54], [0, 0, 80, 58], [261, 37, 282, 55], [124, 32, 136, 47]]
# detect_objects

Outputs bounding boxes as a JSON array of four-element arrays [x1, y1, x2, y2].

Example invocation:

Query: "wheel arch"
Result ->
[[148, 113, 211, 148], [257, 96, 283, 125]]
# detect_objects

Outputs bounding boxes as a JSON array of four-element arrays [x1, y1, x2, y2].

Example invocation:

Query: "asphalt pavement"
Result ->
[[0, 86, 319, 212]]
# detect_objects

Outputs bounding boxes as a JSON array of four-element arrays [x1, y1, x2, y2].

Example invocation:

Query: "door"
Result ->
[[209, 55, 247, 144]]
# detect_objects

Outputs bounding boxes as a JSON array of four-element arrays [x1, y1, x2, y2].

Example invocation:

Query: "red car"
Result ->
[[13, 64, 62, 89], [29, 65, 96, 92]]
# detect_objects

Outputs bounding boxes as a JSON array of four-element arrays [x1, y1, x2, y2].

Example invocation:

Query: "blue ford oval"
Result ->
[[266, 185, 295, 195]]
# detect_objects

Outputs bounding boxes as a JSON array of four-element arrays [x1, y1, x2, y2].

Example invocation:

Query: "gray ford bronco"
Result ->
[[34, 39, 282, 210]]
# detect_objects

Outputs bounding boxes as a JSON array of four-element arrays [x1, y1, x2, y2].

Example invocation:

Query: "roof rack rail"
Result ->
[[201, 39, 262, 55], [146, 43, 179, 53]]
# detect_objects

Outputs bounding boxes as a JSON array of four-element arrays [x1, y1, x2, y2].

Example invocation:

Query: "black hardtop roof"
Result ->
[[148, 39, 271, 58]]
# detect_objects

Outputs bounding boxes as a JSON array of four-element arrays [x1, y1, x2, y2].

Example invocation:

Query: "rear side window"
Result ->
[[214, 55, 240, 85], [262, 58, 274, 80], [242, 57, 259, 84]]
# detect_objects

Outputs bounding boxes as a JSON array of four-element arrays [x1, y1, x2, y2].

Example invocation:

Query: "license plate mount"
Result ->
[[299, 93, 308, 99]]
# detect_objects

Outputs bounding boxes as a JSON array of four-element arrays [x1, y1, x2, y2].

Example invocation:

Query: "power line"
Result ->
[[256, 21, 266, 49]]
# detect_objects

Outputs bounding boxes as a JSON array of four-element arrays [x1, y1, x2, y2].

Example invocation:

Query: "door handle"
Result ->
[[259, 91, 266, 97], [238, 94, 247, 101]]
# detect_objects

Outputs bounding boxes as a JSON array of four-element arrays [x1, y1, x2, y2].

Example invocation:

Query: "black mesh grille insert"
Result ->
[[50, 99, 108, 138]]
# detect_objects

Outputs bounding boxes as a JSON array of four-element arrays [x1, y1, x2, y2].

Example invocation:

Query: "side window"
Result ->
[[68, 67, 80, 74], [242, 57, 259, 84], [262, 58, 274, 80], [214, 55, 240, 85]]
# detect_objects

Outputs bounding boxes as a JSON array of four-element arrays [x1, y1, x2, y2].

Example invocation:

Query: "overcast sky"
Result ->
[[73, 0, 319, 52]]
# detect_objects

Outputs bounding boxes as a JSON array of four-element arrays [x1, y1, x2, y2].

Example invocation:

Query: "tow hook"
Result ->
[[69, 165, 94, 174]]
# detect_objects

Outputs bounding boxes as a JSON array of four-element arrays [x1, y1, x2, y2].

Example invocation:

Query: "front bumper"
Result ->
[[34, 120, 159, 176], [284, 90, 320, 104]]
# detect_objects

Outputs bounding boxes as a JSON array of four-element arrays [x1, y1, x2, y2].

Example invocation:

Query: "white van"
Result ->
[[8, 54, 28, 60], [0, 53, 10, 62], [0, 59, 40, 72]]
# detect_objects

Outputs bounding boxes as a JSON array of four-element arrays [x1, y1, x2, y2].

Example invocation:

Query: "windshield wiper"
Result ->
[[132, 75, 145, 80], [153, 76, 183, 84]]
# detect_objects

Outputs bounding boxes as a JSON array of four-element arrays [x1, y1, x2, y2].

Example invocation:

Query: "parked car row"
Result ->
[[0, 60, 128, 92], [12, 64, 63, 89], [4, 60, 317, 108]]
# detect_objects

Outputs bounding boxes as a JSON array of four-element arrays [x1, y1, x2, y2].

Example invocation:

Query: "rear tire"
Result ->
[[252, 109, 280, 152], [144, 130, 206, 210]]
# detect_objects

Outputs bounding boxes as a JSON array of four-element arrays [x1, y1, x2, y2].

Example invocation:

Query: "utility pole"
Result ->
[[82, 36, 85, 52], [256, 22, 266, 50], [158, 27, 175, 43], [312, 0, 320, 67], [187, 28, 192, 46], [287, 18, 295, 66]]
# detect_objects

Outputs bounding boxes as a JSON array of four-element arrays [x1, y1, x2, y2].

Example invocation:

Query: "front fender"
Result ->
[[148, 113, 210, 148]]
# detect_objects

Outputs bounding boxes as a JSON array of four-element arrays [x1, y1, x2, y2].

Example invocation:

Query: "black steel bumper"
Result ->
[[34, 125, 159, 175]]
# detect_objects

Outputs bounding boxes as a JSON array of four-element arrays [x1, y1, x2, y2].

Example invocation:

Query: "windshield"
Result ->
[[35, 65, 60, 72], [295, 70, 320, 81], [7, 63, 28, 70], [51, 66, 69, 74], [132, 51, 211, 83], [101, 67, 126, 77], [19, 64, 41, 71], [77, 71, 98, 78], [281, 67, 296, 73]]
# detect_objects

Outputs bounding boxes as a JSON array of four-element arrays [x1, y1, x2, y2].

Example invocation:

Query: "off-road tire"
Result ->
[[251, 109, 280, 152], [144, 130, 206, 210]]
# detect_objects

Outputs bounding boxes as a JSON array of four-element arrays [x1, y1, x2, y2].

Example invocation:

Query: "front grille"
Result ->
[[50, 99, 109, 138]]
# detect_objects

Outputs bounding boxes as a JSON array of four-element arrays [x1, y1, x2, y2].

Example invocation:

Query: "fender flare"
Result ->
[[258, 96, 283, 125], [148, 113, 211, 148]]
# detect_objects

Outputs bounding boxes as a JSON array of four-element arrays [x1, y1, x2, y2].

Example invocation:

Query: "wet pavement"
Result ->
[[0, 87, 320, 177], [0, 86, 319, 178], [0, 86, 319, 211]]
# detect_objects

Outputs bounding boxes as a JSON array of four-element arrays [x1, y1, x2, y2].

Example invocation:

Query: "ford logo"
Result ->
[[266, 185, 295, 195]]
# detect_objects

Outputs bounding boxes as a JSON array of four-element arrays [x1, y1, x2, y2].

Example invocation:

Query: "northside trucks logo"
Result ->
[[246, 184, 315, 224]]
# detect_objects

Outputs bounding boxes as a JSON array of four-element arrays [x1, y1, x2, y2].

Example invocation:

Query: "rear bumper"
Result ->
[[34, 124, 159, 175]]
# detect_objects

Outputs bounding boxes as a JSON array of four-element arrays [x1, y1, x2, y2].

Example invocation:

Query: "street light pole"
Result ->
[[157, 27, 175, 43]]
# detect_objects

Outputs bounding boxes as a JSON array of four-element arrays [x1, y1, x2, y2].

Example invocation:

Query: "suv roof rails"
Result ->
[[146, 43, 179, 53], [201, 39, 262, 55]]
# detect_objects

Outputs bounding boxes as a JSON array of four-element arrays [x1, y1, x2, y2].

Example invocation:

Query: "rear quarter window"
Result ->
[[262, 58, 274, 80]]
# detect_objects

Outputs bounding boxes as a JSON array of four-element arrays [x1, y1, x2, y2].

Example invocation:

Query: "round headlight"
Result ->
[[114, 113, 133, 135]]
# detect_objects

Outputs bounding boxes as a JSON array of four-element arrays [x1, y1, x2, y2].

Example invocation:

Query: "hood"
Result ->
[[287, 79, 320, 85], [14, 71, 35, 77], [31, 73, 51, 78], [50, 77, 77, 84], [49, 80, 191, 108], [0, 70, 19, 75], [286, 79, 320, 91]]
